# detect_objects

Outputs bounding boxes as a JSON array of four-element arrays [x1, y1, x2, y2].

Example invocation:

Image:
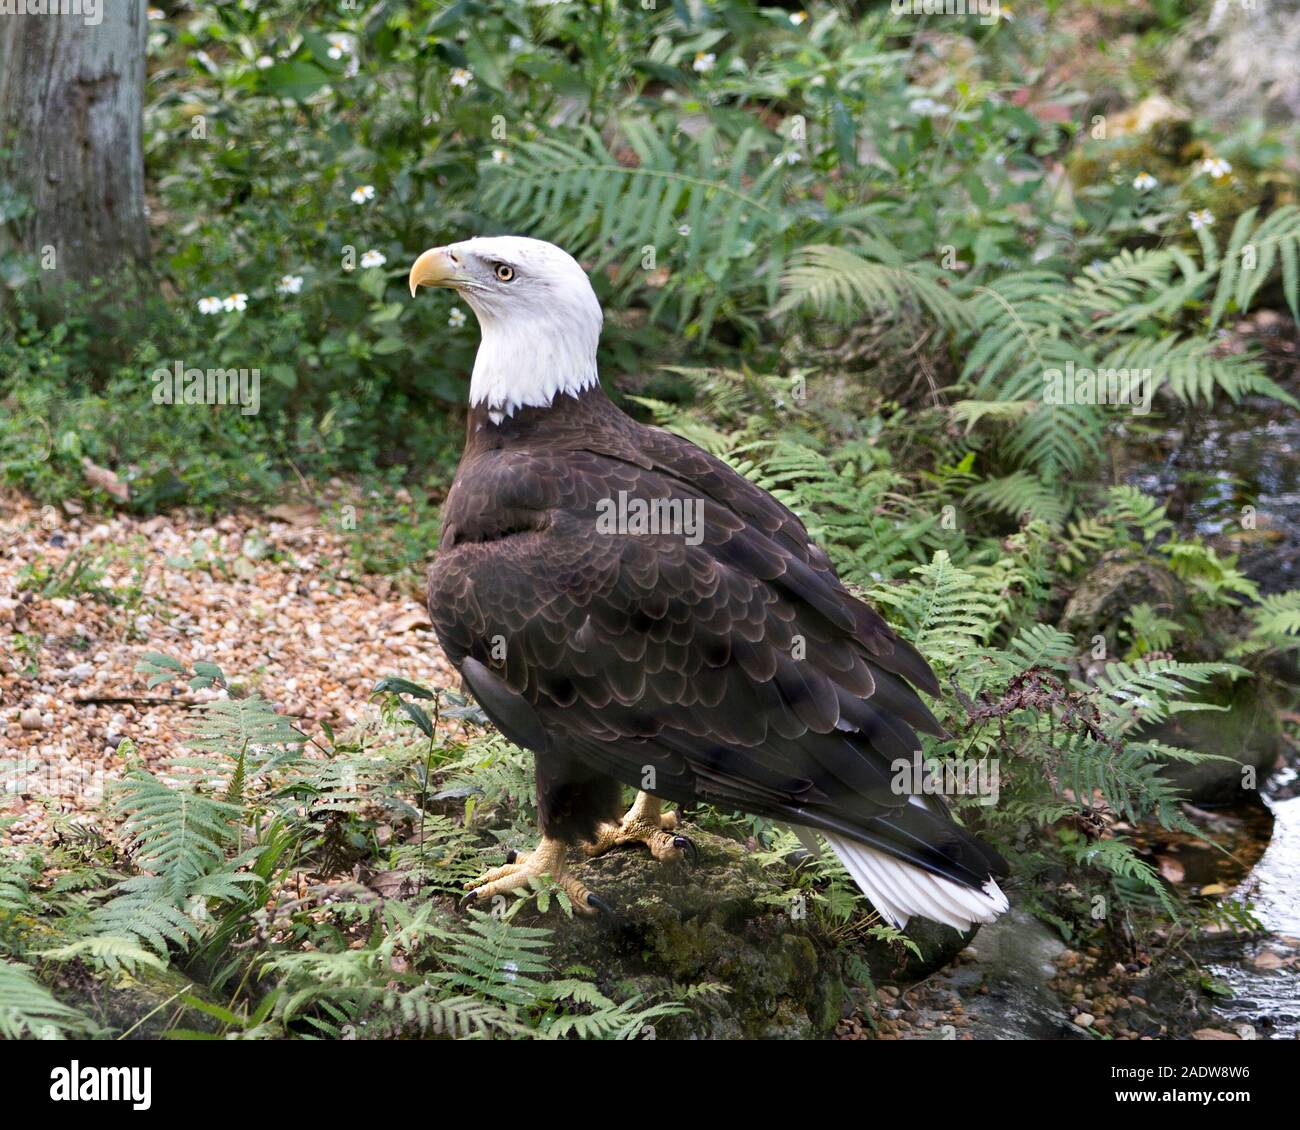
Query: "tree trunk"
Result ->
[[0, 0, 149, 289]]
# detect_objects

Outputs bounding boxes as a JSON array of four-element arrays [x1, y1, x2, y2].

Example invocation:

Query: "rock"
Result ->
[[19, 708, 45, 730], [928, 908, 1084, 1039], [1060, 552, 1183, 658], [542, 827, 850, 1039], [1168, 1, 1300, 134], [76, 966, 222, 1040], [1074, 1012, 1096, 1028], [1060, 551, 1282, 803], [859, 914, 977, 981], [1192, 1027, 1241, 1040], [1144, 674, 1282, 803]]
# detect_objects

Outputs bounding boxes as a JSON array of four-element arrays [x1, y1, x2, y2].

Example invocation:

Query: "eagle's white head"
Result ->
[[408, 236, 603, 422]]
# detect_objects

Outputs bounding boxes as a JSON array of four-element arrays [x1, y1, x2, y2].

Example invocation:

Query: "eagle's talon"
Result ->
[[584, 792, 690, 864], [586, 893, 614, 915], [463, 837, 601, 915], [673, 835, 699, 866]]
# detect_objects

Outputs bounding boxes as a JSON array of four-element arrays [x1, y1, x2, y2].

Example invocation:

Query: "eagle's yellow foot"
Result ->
[[582, 792, 697, 864], [464, 836, 608, 915]]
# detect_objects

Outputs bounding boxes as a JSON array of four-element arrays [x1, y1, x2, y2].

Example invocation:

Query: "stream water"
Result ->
[[1200, 779, 1300, 1039], [1118, 374, 1300, 1039]]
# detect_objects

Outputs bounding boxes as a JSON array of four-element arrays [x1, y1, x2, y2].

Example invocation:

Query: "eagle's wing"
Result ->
[[429, 439, 1006, 892]]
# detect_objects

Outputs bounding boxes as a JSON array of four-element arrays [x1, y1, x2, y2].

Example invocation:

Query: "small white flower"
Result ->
[[693, 52, 716, 74], [222, 293, 249, 313], [360, 250, 386, 269], [790, 10, 808, 24], [1189, 209, 1215, 231], [197, 297, 223, 315], [327, 35, 349, 61], [1198, 157, 1232, 179], [448, 307, 467, 328], [677, 224, 691, 237], [1132, 171, 1158, 191], [450, 68, 473, 88], [256, 55, 274, 70], [277, 274, 304, 295], [491, 148, 508, 164], [908, 97, 946, 116], [772, 150, 802, 167], [351, 184, 376, 205]]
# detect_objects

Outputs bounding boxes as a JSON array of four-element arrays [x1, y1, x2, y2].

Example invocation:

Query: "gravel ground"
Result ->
[[1, 489, 454, 848]]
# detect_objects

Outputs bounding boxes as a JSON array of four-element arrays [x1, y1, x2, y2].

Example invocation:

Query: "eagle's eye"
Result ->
[[494, 263, 515, 282]]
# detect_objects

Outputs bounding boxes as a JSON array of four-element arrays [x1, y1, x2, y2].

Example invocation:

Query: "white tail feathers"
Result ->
[[820, 831, 1008, 931]]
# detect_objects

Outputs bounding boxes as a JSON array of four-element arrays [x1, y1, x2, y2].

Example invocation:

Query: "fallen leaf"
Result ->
[[1158, 856, 1185, 883], [390, 608, 432, 633], [367, 869, 417, 899], [1192, 1028, 1240, 1040], [1199, 883, 1229, 896], [266, 502, 320, 527], [81, 458, 129, 503]]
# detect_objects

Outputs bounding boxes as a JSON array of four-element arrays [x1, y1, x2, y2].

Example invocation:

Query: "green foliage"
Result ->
[[483, 122, 795, 337], [6, 0, 1294, 519]]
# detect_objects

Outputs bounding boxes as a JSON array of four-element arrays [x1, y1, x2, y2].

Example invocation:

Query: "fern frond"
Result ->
[[481, 122, 793, 332], [965, 471, 1071, 528], [775, 241, 970, 331], [111, 772, 239, 896], [871, 551, 999, 667]]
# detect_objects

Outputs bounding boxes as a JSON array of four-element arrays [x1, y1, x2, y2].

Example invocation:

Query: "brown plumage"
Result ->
[[429, 387, 1005, 890]]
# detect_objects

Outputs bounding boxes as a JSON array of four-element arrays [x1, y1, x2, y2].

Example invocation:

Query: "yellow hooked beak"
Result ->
[[408, 247, 465, 297]]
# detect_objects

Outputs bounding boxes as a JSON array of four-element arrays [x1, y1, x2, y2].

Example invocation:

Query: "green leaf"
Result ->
[[260, 61, 333, 100]]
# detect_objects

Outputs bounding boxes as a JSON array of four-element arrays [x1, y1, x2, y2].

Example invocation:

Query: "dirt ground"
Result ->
[[0, 489, 454, 848]]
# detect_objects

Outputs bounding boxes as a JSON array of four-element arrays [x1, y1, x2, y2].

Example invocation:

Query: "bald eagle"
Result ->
[[409, 237, 1009, 930]]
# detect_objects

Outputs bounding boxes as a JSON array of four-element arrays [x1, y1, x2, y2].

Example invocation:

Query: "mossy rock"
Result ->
[[1143, 676, 1283, 804], [1060, 550, 1282, 803], [856, 916, 977, 982], [535, 827, 981, 1038], [541, 828, 847, 1039], [1060, 550, 1185, 658], [1064, 93, 1288, 253]]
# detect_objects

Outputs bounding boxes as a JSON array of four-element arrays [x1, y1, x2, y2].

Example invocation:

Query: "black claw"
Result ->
[[673, 835, 699, 866], [586, 893, 614, 916], [505, 849, 518, 865], [462, 889, 478, 905]]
